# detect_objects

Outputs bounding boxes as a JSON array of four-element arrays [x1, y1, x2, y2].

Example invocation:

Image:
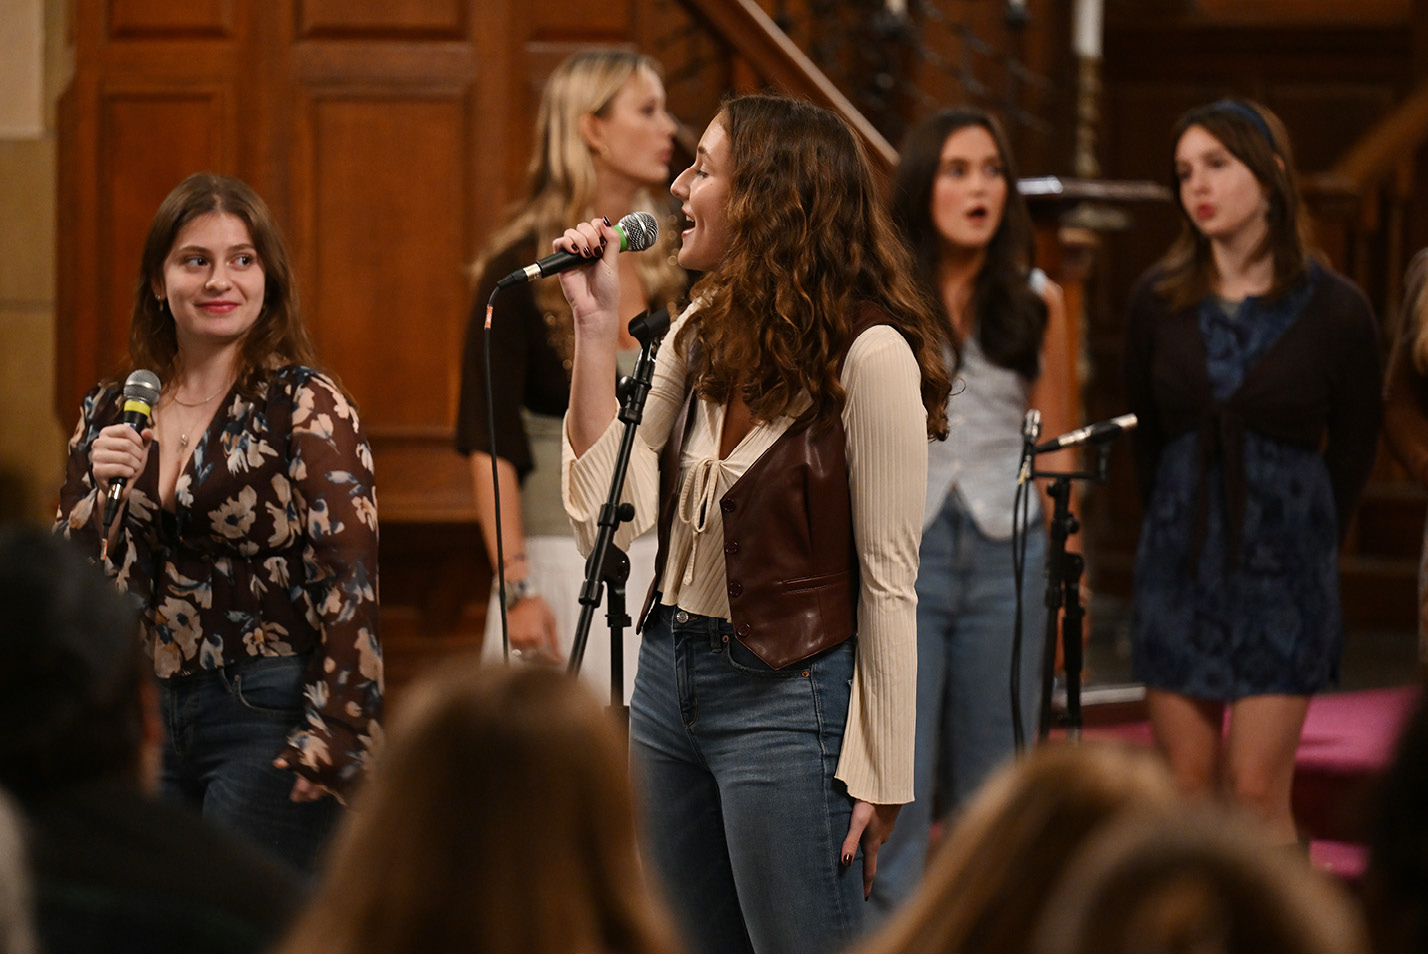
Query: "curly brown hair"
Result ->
[[675, 95, 950, 439]]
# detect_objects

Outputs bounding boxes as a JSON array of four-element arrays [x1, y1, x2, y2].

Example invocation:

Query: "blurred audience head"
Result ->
[[859, 741, 1181, 954], [0, 527, 149, 800], [0, 787, 38, 954], [1032, 805, 1369, 954], [273, 662, 678, 954], [1364, 693, 1428, 954]]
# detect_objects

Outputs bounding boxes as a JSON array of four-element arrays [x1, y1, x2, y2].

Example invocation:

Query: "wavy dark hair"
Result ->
[[123, 172, 322, 396], [892, 108, 1046, 381], [1153, 98, 1314, 310], [675, 95, 950, 438]]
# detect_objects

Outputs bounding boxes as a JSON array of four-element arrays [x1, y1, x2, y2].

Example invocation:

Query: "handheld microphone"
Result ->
[[102, 369, 161, 527], [495, 211, 659, 289], [1033, 413, 1137, 455]]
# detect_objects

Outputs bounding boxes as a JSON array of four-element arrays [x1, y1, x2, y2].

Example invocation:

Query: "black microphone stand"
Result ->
[[1032, 441, 1112, 743], [567, 309, 669, 718]]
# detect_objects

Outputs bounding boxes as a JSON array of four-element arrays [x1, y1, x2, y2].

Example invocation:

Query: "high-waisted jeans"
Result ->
[[158, 654, 340, 875], [869, 490, 1047, 921], [630, 604, 861, 954]]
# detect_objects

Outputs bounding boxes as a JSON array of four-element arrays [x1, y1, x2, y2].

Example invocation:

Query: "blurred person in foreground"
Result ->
[[272, 662, 680, 954], [0, 525, 301, 954]]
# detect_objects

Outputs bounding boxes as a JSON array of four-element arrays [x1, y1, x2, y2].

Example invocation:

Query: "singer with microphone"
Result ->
[[869, 108, 1080, 921], [1124, 99, 1381, 847], [55, 173, 382, 874], [455, 49, 686, 692], [559, 95, 952, 954]]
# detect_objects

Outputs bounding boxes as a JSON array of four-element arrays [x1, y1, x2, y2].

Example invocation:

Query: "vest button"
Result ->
[[721, 499, 735, 513], [737, 622, 752, 636], [728, 582, 743, 597], [724, 541, 739, 554]]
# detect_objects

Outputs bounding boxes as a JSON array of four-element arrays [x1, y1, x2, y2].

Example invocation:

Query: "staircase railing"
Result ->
[[665, 0, 898, 172], [1303, 79, 1428, 334]]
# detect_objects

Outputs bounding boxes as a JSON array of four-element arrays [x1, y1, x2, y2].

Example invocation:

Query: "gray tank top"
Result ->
[[923, 269, 1047, 538]]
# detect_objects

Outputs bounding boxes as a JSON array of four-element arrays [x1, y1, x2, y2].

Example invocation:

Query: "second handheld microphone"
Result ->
[[496, 211, 659, 289]]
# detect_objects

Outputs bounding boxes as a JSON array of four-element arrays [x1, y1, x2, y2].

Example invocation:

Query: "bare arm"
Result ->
[[467, 451, 559, 662]]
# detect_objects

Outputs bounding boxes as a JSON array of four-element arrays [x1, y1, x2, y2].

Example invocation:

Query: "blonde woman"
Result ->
[[456, 49, 686, 696]]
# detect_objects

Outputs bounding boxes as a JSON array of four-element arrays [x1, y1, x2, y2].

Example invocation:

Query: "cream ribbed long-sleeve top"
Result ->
[[563, 308, 926, 804]]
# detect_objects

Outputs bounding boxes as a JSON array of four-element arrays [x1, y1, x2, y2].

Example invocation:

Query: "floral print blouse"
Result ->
[[56, 366, 382, 792]]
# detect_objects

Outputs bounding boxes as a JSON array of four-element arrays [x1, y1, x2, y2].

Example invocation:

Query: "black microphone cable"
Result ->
[[1010, 408, 1040, 751]]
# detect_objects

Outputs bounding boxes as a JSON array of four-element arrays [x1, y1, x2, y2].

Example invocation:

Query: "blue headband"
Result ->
[[1208, 99, 1276, 151]]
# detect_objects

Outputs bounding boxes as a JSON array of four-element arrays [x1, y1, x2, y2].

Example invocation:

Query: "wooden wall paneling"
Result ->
[[101, 87, 234, 350], [1193, 0, 1408, 25], [282, 9, 494, 694], [524, 0, 632, 38], [58, 0, 249, 417], [287, 40, 479, 521], [108, 0, 239, 38], [295, 0, 467, 38]]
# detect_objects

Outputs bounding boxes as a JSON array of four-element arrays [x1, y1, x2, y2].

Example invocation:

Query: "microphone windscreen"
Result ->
[[618, 211, 659, 252], [122, 369, 161, 406]]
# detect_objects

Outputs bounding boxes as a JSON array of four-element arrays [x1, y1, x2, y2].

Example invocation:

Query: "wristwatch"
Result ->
[[501, 576, 539, 610]]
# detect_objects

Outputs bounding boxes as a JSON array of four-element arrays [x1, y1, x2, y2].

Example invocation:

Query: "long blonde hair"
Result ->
[[273, 663, 679, 954], [1402, 249, 1428, 373], [472, 50, 685, 325]]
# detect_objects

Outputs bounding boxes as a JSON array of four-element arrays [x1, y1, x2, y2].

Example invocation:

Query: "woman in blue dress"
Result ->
[[1124, 98, 1381, 844]]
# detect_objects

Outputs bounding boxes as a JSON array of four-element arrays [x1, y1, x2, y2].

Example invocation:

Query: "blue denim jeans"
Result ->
[[158, 654, 340, 875], [868, 490, 1047, 920], [630, 605, 861, 954]]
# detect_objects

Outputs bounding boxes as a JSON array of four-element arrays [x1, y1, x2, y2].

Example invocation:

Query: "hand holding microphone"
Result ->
[[497, 211, 659, 288], [98, 369, 161, 527]]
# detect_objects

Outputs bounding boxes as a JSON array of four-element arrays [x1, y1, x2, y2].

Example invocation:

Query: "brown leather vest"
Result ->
[[642, 302, 898, 670]]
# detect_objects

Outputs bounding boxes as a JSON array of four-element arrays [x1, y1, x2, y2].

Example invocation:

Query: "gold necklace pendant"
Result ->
[[180, 433, 190, 449]]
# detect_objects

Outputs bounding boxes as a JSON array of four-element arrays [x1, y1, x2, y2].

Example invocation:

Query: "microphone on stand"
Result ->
[[1033, 413, 1137, 455], [1018, 408, 1042, 484], [103, 369, 161, 527], [495, 211, 659, 289]]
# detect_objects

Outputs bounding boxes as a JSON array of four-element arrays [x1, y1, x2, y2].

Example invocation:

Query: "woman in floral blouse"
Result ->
[[55, 172, 382, 874]]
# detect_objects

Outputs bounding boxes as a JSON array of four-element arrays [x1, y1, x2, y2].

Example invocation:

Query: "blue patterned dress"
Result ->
[[1126, 265, 1381, 699]]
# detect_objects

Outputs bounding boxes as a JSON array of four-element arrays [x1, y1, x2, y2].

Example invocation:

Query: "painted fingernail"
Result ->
[[603, 215, 612, 226], [841, 852, 852, 866]]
